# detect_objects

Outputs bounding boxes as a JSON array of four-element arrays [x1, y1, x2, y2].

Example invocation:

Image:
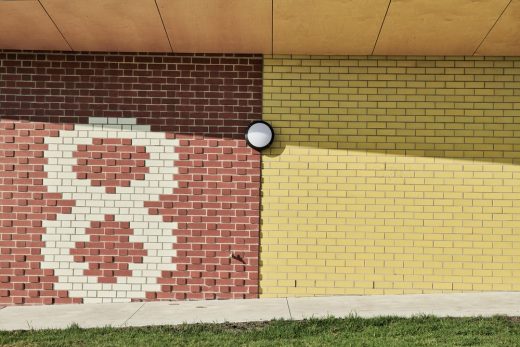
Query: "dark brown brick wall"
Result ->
[[0, 51, 262, 138]]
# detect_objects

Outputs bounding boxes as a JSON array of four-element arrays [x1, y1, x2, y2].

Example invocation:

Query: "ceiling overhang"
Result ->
[[0, 0, 518, 55]]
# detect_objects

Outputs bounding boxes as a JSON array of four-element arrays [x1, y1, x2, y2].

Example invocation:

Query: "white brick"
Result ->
[[158, 235, 175, 243], [73, 207, 91, 214], [141, 284, 160, 292], [118, 208, 131, 215], [69, 276, 88, 283], [40, 261, 58, 269], [159, 153, 177, 160], [69, 290, 88, 297], [114, 200, 134, 208], [55, 268, 74, 276], [56, 241, 75, 248], [83, 298, 103, 304], [73, 137, 93, 145], [44, 179, 62, 186], [54, 283, 73, 290], [89, 117, 109, 124], [132, 138, 151, 146], [71, 235, 90, 242], [113, 298, 131, 303], [40, 248, 58, 255], [71, 221, 91, 228], [84, 284, 102, 291], [55, 255, 71, 262], [130, 125, 149, 131], [45, 137, 62, 144], [75, 193, 92, 200], [87, 200, 106, 207], [45, 165, 62, 172], [42, 234, 60, 240], [117, 118, 137, 125], [45, 150, 63, 157], [98, 291, 117, 298]]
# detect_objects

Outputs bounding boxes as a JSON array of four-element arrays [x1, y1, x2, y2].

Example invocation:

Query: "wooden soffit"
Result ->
[[156, 0, 272, 53], [0, 0, 519, 55], [374, 0, 510, 56], [39, 0, 171, 52], [273, 0, 390, 55], [0, 0, 70, 51], [476, 0, 520, 56]]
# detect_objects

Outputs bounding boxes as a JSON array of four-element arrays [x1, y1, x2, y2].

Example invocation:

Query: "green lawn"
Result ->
[[1, 316, 520, 347]]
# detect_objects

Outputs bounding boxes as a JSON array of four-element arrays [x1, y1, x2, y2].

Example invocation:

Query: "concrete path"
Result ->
[[1, 292, 520, 331]]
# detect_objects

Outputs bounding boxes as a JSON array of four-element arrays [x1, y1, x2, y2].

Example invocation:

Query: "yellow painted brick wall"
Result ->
[[261, 55, 520, 297]]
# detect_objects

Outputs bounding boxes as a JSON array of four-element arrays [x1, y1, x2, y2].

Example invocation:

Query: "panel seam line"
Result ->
[[472, 0, 512, 55], [286, 298, 293, 319], [155, 0, 174, 52], [271, 0, 274, 55], [37, 0, 73, 51], [372, 0, 392, 55]]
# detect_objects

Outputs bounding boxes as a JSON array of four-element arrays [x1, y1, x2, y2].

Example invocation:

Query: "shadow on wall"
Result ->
[[263, 55, 520, 166], [265, 111, 520, 166]]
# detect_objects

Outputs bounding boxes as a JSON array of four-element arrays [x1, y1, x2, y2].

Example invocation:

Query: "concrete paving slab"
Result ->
[[1, 292, 520, 331], [124, 298, 291, 327], [0, 306, 4, 311], [287, 292, 520, 319], [0, 302, 144, 331]]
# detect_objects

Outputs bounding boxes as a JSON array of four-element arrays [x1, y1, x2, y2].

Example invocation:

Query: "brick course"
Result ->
[[0, 51, 262, 304]]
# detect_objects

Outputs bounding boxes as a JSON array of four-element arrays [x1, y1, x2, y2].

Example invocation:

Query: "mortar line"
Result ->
[[120, 302, 146, 327]]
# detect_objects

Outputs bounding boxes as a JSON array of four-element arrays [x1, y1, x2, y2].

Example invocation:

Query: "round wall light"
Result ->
[[245, 120, 275, 151]]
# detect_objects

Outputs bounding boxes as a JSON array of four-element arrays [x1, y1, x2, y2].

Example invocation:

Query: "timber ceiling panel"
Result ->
[[40, 0, 171, 52], [273, 0, 390, 55], [476, 0, 520, 56], [1, 0, 519, 55], [0, 0, 69, 51], [156, 0, 272, 53], [374, 0, 510, 55]]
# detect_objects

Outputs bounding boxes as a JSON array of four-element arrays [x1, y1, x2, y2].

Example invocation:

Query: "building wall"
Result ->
[[261, 55, 520, 297], [2, 51, 520, 304], [0, 51, 262, 304]]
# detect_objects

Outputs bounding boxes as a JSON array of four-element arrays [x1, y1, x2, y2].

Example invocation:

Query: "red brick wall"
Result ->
[[0, 51, 262, 304]]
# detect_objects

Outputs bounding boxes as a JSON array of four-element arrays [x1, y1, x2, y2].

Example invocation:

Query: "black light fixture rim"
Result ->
[[245, 120, 275, 151]]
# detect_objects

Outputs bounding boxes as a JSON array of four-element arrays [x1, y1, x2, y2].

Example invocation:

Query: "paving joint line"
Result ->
[[285, 298, 293, 320], [120, 303, 146, 327]]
